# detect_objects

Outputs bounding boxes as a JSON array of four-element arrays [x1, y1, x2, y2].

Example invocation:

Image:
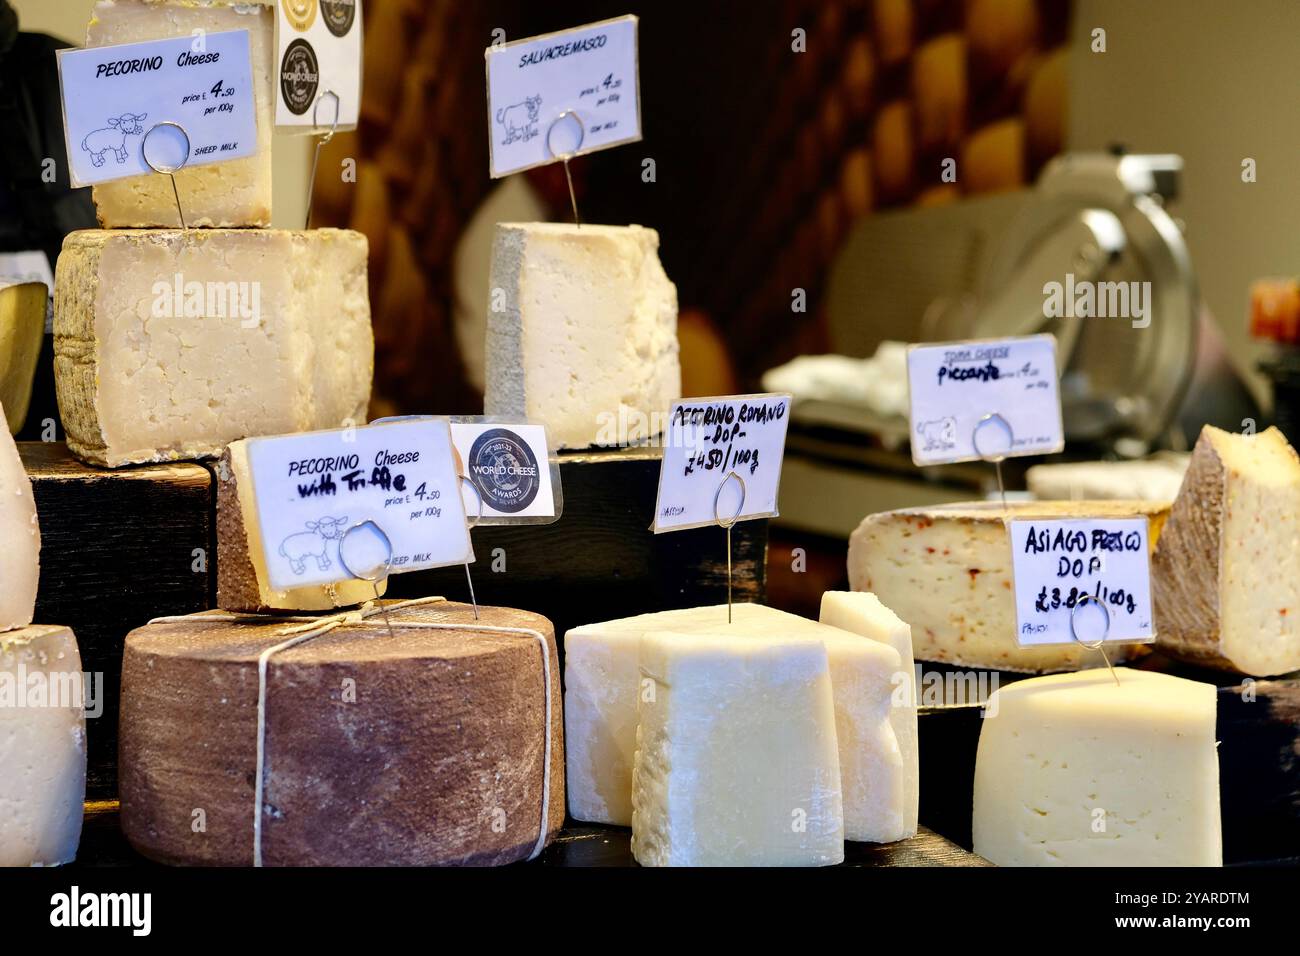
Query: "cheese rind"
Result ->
[[848, 500, 1169, 672], [85, 0, 274, 227], [0, 416, 39, 631], [216, 443, 383, 613], [973, 668, 1221, 866], [54, 228, 372, 467], [484, 223, 680, 449], [631, 630, 844, 866], [1152, 426, 1300, 675], [0, 625, 86, 867]]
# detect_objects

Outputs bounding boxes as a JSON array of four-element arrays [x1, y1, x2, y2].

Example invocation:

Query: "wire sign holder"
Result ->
[[338, 519, 396, 639], [546, 110, 585, 227], [305, 91, 340, 230], [141, 121, 192, 230], [713, 472, 747, 623], [1070, 594, 1121, 686], [459, 475, 485, 621], [971, 412, 1014, 510]]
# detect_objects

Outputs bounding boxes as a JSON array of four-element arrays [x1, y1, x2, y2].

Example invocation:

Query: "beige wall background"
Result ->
[[1070, 0, 1295, 407], [13, 0, 312, 229]]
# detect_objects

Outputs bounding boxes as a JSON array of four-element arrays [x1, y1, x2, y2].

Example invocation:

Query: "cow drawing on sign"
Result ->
[[917, 417, 957, 452], [279, 516, 348, 575], [81, 112, 148, 167], [496, 95, 541, 145]]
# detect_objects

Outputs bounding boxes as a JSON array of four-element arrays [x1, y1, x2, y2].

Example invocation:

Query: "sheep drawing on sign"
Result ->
[[81, 112, 148, 167], [279, 516, 348, 574], [496, 95, 541, 145], [917, 417, 957, 452]]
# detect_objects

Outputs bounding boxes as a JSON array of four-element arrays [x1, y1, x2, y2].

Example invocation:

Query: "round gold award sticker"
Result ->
[[283, 0, 317, 32]]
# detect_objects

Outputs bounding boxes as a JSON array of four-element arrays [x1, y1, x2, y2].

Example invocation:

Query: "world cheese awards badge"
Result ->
[[467, 428, 541, 514], [282, 0, 317, 32]]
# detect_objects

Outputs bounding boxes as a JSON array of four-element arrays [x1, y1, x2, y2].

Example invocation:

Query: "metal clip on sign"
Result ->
[[141, 121, 191, 230], [546, 109, 584, 227], [1069, 592, 1120, 686], [713, 471, 746, 624], [305, 90, 340, 230], [460, 475, 485, 621], [339, 519, 396, 638], [972, 412, 1013, 511]]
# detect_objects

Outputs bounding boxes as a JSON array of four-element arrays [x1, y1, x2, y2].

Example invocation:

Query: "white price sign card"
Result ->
[[906, 334, 1064, 466], [1009, 517, 1155, 647], [244, 419, 472, 591], [58, 31, 258, 187], [652, 394, 791, 533], [275, 0, 363, 131], [450, 421, 559, 522], [485, 15, 641, 178]]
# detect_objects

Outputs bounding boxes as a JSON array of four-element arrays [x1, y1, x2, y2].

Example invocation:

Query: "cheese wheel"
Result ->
[[119, 601, 564, 866], [873, 100, 915, 202], [842, 36, 876, 121], [1025, 48, 1068, 164], [872, 0, 914, 67], [0, 283, 45, 435], [966, 0, 1040, 77], [917, 183, 961, 207], [960, 119, 1027, 194], [840, 147, 875, 219], [912, 34, 967, 154]]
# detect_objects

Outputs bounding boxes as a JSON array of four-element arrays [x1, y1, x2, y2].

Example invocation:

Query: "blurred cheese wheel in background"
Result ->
[[311, 130, 360, 225], [840, 147, 874, 219], [817, 190, 845, 263], [917, 183, 962, 207], [376, 67, 434, 191], [961, 119, 1027, 194], [678, 309, 739, 398], [820, 93, 847, 156], [361, 0, 405, 128], [873, 0, 914, 68], [967, 0, 1040, 77], [1025, 47, 1068, 165], [912, 34, 967, 154], [798, 124, 823, 195], [348, 161, 391, 283], [873, 100, 915, 202], [842, 36, 876, 122]]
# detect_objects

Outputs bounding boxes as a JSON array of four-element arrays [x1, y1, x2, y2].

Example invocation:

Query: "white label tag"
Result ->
[[57, 31, 258, 188], [275, 0, 363, 131], [451, 422, 557, 520], [652, 394, 791, 533], [485, 15, 641, 179], [906, 335, 1064, 466], [244, 420, 473, 591], [1009, 517, 1155, 647]]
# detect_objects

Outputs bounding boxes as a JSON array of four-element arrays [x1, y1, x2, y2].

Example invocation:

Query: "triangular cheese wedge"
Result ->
[[1152, 425, 1300, 675], [0, 282, 47, 435], [0, 412, 39, 630]]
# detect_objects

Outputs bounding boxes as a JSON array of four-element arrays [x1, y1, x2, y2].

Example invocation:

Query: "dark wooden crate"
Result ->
[[22, 442, 214, 798]]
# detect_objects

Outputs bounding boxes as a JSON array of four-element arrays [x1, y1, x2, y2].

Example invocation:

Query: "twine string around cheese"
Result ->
[[146, 596, 554, 866]]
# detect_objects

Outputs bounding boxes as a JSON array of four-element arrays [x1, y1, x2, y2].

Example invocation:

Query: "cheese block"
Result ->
[[0, 417, 39, 631], [973, 669, 1221, 866], [566, 602, 909, 843], [0, 282, 47, 434], [86, 0, 274, 228], [848, 500, 1170, 672], [119, 600, 564, 866], [631, 629, 844, 866], [1027, 455, 1189, 502], [216, 443, 383, 613], [819, 591, 918, 839], [484, 223, 680, 449], [1152, 426, 1300, 675], [54, 228, 372, 467], [0, 625, 87, 866]]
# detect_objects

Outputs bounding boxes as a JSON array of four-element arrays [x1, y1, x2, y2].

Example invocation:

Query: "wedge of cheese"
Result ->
[[54, 228, 372, 467], [631, 629, 844, 866], [86, 0, 274, 227], [484, 223, 680, 449], [215, 442, 384, 613], [0, 418, 39, 631], [565, 602, 910, 843], [819, 590, 918, 839], [0, 282, 47, 435], [1152, 426, 1300, 675], [973, 668, 1221, 866], [0, 625, 87, 866], [848, 500, 1169, 672]]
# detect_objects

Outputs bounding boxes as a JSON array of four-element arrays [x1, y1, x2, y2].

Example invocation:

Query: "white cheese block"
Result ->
[[0, 625, 87, 866], [1026, 455, 1189, 502], [0, 417, 39, 632], [1152, 425, 1300, 675], [848, 500, 1170, 672], [631, 629, 844, 866], [565, 602, 908, 843], [819, 590, 918, 839], [86, 0, 274, 228], [973, 668, 1221, 866], [484, 223, 680, 449], [54, 228, 372, 467]]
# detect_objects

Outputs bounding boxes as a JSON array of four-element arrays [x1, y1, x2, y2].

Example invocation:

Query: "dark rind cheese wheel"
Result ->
[[119, 600, 564, 866]]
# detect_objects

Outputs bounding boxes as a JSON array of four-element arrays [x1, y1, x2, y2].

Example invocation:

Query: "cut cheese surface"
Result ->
[[973, 668, 1221, 867], [0, 415, 39, 631], [86, 0, 274, 227], [1027, 455, 1189, 502], [819, 590, 918, 839], [216, 443, 383, 613], [484, 223, 680, 449], [0, 282, 47, 434], [54, 229, 372, 467], [565, 602, 908, 843], [0, 625, 87, 867], [631, 629, 844, 866], [1152, 425, 1300, 675], [848, 500, 1169, 672]]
